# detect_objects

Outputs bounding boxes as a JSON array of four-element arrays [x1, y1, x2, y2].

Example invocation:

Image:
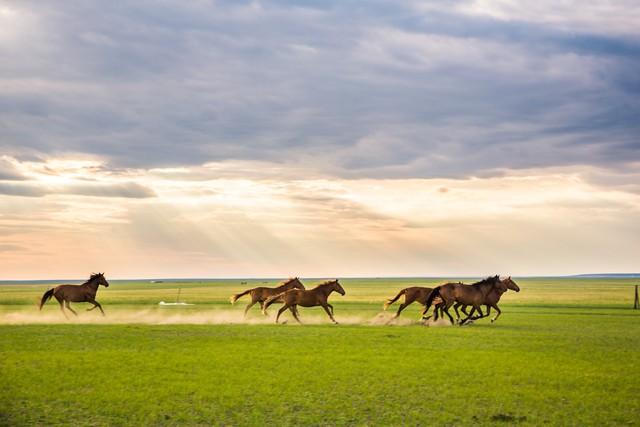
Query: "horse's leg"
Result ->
[[442, 302, 455, 324], [326, 303, 334, 316], [243, 299, 258, 318], [420, 304, 431, 320], [474, 305, 487, 320], [453, 303, 463, 323], [87, 300, 105, 316], [387, 302, 411, 324], [275, 304, 289, 324], [461, 305, 470, 320], [460, 306, 475, 325], [290, 305, 302, 324], [259, 301, 268, 316], [57, 297, 68, 319], [321, 303, 338, 324], [463, 305, 486, 325], [490, 304, 501, 323], [64, 301, 78, 316], [484, 305, 491, 320]]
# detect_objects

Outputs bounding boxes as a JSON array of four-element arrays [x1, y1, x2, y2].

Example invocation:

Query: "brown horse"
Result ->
[[425, 275, 504, 324], [263, 279, 345, 324], [383, 286, 445, 323], [39, 272, 110, 317], [230, 277, 305, 317], [456, 276, 520, 324]]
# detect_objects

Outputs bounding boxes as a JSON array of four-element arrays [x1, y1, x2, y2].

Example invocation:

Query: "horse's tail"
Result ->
[[39, 288, 55, 310], [230, 288, 252, 304], [425, 287, 441, 308], [383, 289, 407, 310], [263, 292, 286, 314]]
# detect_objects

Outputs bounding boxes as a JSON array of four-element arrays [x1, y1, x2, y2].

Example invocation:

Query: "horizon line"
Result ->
[[1, 273, 639, 282]]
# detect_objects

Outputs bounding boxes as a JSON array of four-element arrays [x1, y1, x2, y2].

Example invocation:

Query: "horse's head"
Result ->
[[501, 276, 520, 292], [491, 274, 507, 293], [330, 279, 345, 296], [91, 272, 109, 287], [288, 277, 305, 290]]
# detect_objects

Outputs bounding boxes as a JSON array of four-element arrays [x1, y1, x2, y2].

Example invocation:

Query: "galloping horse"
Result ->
[[230, 277, 305, 317], [383, 286, 445, 323], [425, 275, 504, 324], [263, 279, 345, 324], [39, 272, 110, 317], [456, 276, 520, 324]]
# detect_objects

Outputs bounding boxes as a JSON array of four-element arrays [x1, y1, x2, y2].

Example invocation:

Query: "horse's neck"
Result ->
[[475, 281, 495, 297], [319, 284, 333, 297], [83, 280, 99, 293], [489, 286, 506, 299], [279, 281, 295, 291]]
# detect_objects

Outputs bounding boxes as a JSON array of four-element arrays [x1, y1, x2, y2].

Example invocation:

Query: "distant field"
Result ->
[[1, 278, 639, 425]]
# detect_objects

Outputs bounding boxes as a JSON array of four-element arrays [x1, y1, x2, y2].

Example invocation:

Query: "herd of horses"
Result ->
[[231, 275, 519, 325], [39, 273, 520, 325]]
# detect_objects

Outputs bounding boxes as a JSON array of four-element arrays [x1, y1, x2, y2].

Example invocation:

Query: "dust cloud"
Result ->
[[0, 308, 449, 327]]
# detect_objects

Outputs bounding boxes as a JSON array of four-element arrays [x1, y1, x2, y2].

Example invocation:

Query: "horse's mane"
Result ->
[[470, 275, 499, 287], [312, 280, 337, 289], [88, 272, 104, 281], [280, 277, 299, 285]]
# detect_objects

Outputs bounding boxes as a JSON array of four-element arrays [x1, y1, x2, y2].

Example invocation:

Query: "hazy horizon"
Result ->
[[1, 1, 638, 279], [2, 273, 639, 283]]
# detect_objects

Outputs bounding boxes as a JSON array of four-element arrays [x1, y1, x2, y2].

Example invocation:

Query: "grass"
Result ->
[[1, 277, 639, 426]]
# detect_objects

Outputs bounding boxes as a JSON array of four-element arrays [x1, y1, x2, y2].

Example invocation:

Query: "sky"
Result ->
[[0, 0, 639, 279]]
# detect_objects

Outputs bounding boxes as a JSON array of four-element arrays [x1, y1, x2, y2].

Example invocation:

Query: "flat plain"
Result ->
[[0, 277, 639, 426]]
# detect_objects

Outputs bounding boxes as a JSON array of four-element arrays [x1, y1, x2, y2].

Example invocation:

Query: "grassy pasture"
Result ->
[[1, 277, 639, 426]]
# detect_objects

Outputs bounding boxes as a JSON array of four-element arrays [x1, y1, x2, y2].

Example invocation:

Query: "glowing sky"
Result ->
[[1, 1, 639, 279]]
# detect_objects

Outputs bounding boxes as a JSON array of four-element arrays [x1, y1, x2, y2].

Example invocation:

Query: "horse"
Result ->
[[39, 272, 110, 317], [455, 276, 520, 324], [425, 275, 504, 325], [263, 279, 345, 324], [230, 277, 305, 317], [383, 286, 446, 323]]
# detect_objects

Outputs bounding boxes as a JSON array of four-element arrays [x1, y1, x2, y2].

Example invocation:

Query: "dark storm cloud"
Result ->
[[0, 0, 638, 178]]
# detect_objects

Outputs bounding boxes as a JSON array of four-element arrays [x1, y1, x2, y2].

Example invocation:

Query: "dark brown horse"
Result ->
[[456, 276, 520, 324], [39, 272, 110, 317], [383, 286, 445, 323], [425, 275, 504, 324], [263, 279, 345, 324], [230, 277, 305, 317]]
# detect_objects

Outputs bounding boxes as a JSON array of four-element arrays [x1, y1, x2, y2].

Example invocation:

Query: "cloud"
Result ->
[[2, 161, 639, 278], [0, 157, 26, 180], [0, 156, 157, 198], [0, 0, 637, 180], [62, 182, 156, 198], [0, 244, 26, 253], [0, 183, 46, 197], [0, 179, 155, 199], [454, 0, 640, 36]]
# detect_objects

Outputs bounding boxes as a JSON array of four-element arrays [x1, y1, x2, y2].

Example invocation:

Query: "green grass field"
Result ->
[[1, 277, 639, 426]]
